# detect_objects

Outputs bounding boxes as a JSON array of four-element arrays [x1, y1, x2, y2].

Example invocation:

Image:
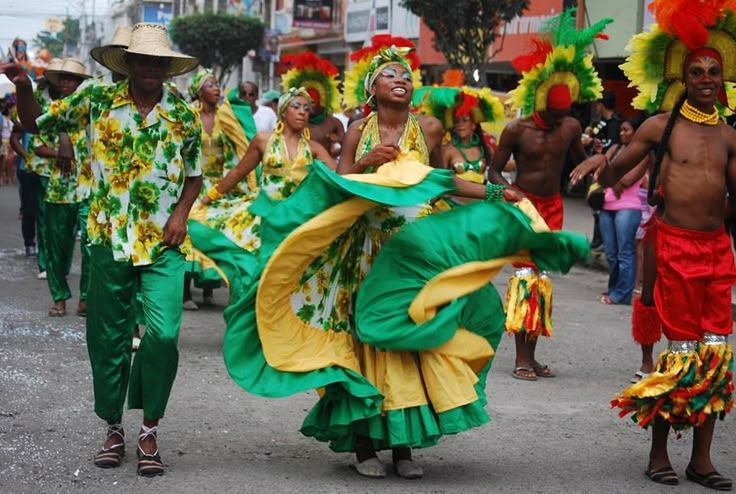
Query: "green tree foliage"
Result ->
[[401, 0, 529, 81], [32, 18, 81, 58], [170, 12, 265, 84]]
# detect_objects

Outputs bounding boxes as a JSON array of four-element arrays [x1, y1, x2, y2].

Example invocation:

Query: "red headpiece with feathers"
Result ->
[[350, 34, 421, 70]]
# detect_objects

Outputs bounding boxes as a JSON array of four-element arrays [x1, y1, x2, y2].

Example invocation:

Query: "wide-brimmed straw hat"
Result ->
[[90, 26, 132, 68], [101, 23, 199, 77], [45, 58, 91, 87]]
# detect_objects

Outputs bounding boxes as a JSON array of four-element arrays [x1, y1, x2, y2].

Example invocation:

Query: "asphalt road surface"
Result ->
[[0, 184, 732, 493]]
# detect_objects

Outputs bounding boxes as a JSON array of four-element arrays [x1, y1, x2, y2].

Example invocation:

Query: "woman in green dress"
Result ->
[[184, 69, 245, 308], [190, 87, 335, 292], [221, 37, 586, 480]]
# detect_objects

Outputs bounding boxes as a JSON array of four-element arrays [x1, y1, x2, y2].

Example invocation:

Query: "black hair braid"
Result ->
[[474, 122, 493, 164], [648, 95, 686, 201]]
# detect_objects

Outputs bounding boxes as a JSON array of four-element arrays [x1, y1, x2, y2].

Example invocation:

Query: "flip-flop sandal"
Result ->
[[599, 294, 614, 305], [512, 367, 537, 381], [630, 370, 650, 383], [532, 364, 556, 378], [48, 307, 66, 317], [686, 465, 733, 491], [645, 466, 679, 486]]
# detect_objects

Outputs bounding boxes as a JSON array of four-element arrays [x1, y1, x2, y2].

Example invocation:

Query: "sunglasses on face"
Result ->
[[378, 67, 412, 82], [289, 101, 310, 112]]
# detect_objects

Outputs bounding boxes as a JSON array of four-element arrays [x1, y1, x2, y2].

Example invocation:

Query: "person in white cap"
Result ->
[[1, 22, 202, 477]]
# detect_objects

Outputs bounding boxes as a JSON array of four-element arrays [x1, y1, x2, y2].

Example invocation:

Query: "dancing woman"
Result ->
[[188, 87, 335, 292], [222, 35, 588, 480]]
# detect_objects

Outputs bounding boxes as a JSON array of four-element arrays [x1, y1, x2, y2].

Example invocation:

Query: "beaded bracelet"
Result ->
[[206, 185, 224, 201], [485, 183, 507, 202]]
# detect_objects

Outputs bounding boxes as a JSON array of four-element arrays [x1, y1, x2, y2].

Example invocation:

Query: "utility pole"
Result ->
[[576, 0, 585, 29], [64, 8, 70, 57]]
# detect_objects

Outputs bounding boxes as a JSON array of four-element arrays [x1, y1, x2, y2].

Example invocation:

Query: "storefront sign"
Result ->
[[293, 0, 334, 29]]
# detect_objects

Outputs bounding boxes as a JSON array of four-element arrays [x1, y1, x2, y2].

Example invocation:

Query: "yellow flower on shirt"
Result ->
[[37, 80, 202, 266]]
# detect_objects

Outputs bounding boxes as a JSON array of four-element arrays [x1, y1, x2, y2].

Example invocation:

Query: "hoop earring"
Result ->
[[275, 120, 284, 134], [303, 127, 311, 140]]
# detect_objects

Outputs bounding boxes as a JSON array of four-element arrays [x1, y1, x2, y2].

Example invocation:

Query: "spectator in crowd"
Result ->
[[592, 116, 648, 306], [238, 81, 277, 132], [261, 89, 279, 114], [583, 90, 621, 251]]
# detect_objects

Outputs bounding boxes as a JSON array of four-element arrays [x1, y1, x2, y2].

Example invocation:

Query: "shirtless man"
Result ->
[[571, 50, 736, 490], [307, 91, 344, 159], [488, 85, 588, 381]]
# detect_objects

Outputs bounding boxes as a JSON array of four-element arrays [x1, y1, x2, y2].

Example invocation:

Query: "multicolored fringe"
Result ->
[[611, 340, 734, 430], [631, 298, 662, 345], [504, 268, 553, 338]]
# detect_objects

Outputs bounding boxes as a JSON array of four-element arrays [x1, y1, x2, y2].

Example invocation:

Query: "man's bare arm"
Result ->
[[488, 123, 516, 186], [566, 119, 588, 165], [0, 64, 41, 133], [163, 175, 203, 247], [597, 117, 662, 187], [571, 116, 662, 187], [726, 129, 736, 206], [419, 116, 444, 168], [10, 123, 27, 160], [34, 145, 58, 159]]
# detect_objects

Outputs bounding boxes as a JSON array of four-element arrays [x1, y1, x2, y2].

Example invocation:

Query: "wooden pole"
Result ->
[[576, 0, 585, 28]]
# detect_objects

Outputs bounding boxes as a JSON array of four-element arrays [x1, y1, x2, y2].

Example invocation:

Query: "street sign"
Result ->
[[141, 2, 174, 30], [45, 18, 64, 33]]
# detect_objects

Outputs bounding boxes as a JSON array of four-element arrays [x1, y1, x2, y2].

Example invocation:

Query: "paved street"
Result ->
[[0, 183, 733, 494]]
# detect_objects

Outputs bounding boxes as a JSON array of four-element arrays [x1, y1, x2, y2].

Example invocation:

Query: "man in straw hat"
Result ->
[[26, 57, 63, 280], [89, 25, 132, 84], [36, 57, 92, 319], [1, 22, 203, 477]]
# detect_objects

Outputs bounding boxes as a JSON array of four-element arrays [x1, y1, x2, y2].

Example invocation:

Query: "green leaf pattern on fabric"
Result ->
[[36, 80, 203, 265]]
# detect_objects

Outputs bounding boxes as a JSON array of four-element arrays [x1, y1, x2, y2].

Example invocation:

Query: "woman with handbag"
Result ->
[[592, 116, 649, 304]]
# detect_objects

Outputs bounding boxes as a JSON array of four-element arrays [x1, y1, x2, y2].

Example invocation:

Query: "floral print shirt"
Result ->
[[37, 80, 203, 265], [28, 88, 55, 177]]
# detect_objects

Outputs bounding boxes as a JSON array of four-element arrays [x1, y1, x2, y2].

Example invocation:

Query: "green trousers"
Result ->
[[86, 246, 185, 423], [45, 201, 90, 302], [36, 176, 48, 273]]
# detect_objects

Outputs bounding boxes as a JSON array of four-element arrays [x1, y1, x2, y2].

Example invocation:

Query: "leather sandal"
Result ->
[[686, 465, 733, 491], [94, 424, 125, 468], [137, 424, 164, 477], [645, 466, 679, 486]]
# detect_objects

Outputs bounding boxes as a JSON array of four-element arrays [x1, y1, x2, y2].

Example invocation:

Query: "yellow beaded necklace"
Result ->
[[679, 100, 720, 126]]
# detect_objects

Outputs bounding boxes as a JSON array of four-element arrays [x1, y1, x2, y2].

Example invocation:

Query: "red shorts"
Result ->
[[654, 221, 736, 340], [513, 187, 563, 269], [517, 188, 563, 231]]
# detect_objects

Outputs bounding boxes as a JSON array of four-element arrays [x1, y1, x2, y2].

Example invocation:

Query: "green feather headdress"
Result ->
[[509, 9, 613, 117]]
